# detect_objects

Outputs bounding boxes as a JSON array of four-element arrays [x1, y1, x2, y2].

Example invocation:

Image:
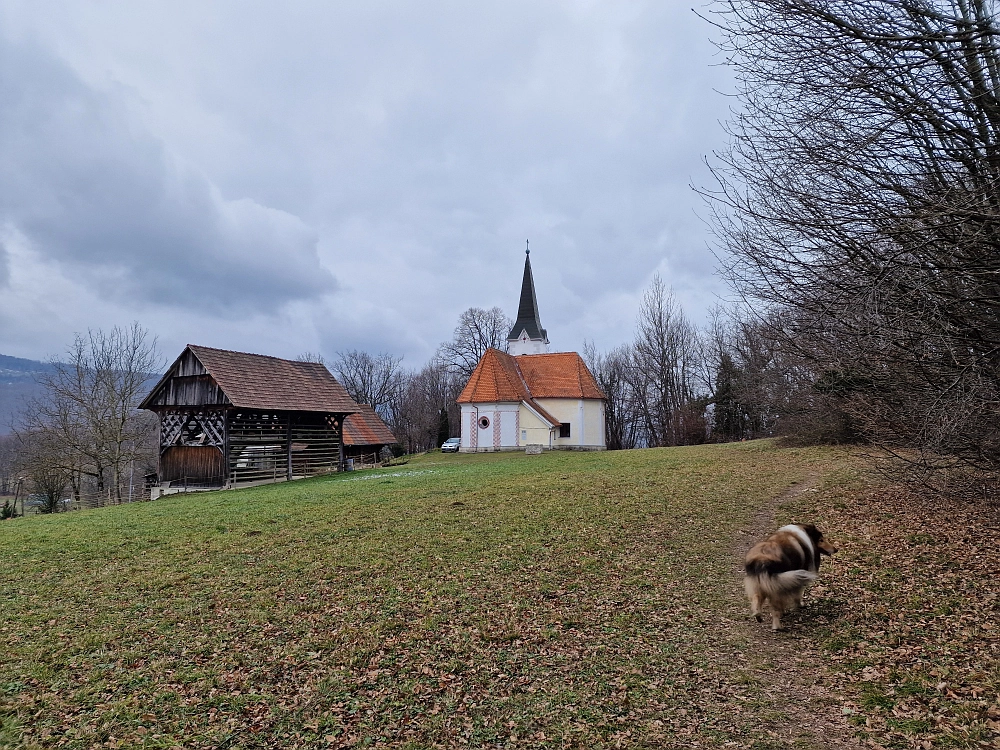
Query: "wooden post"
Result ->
[[13, 478, 22, 518], [286, 413, 293, 482], [223, 409, 231, 488], [337, 416, 344, 472]]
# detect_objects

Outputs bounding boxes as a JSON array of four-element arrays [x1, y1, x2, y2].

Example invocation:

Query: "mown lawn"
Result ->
[[0, 441, 992, 749]]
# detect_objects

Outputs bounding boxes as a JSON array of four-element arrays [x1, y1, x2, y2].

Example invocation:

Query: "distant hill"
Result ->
[[0, 356, 164, 435], [0, 353, 56, 375], [0, 354, 54, 434]]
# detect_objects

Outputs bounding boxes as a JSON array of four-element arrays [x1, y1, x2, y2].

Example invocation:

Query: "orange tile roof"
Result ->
[[456, 348, 530, 404], [457, 349, 605, 422], [343, 404, 397, 446], [515, 352, 606, 400]]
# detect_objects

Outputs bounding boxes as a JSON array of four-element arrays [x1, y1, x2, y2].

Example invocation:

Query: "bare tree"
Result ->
[[437, 307, 513, 379], [389, 360, 462, 453], [581, 279, 716, 450], [628, 275, 707, 446], [332, 350, 403, 422], [583, 341, 641, 450], [17, 429, 71, 513], [703, 306, 854, 443], [707, 0, 1000, 484], [16, 323, 159, 504], [0, 434, 17, 496], [296, 352, 326, 365], [707, 307, 783, 441]]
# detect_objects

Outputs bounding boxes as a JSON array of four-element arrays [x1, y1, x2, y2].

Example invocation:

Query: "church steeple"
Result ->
[[507, 242, 550, 355]]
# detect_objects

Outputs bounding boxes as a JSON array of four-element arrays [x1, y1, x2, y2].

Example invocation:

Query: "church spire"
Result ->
[[507, 242, 549, 355]]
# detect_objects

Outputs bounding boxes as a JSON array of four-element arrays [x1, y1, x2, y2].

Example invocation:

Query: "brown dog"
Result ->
[[744, 524, 837, 631]]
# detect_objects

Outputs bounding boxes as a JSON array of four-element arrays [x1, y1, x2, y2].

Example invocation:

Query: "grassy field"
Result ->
[[0, 442, 995, 749]]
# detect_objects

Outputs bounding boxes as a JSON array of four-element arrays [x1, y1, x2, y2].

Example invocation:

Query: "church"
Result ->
[[456, 249, 607, 451]]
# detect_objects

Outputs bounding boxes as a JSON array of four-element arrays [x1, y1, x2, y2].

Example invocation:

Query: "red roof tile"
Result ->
[[456, 348, 530, 404], [343, 404, 397, 446], [514, 352, 605, 400]]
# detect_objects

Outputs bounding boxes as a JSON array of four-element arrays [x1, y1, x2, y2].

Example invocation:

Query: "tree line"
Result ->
[[319, 306, 514, 455], [327, 274, 816, 455], [704, 0, 1000, 493]]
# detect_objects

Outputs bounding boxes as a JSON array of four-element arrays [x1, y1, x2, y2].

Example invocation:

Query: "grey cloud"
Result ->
[[0, 38, 333, 314], [0, 2, 734, 363], [128, 3, 728, 294], [0, 242, 8, 288]]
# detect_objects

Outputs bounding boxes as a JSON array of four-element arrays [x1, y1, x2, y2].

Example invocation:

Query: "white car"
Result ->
[[440, 437, 461, 453]]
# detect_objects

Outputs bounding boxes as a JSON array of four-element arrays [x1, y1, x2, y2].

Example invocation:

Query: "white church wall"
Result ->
[[459, 405, 475, 450], [459, 402, 520, 451], [583, 400, 606, 447], [518, 404, 553, 448], [534, 397, 606, 449]]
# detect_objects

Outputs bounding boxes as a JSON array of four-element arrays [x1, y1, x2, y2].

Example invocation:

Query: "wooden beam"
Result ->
[[286, 412, 293, 481]]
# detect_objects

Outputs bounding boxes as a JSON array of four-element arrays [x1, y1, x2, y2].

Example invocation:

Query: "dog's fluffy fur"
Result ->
[[744, 523, 837, 631]]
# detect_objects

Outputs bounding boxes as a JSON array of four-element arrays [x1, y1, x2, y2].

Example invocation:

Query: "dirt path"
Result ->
[[731, 472, 865, 750]]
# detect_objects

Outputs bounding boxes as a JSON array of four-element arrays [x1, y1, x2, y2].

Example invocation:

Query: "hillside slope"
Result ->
[[0, 443, 995, 749]]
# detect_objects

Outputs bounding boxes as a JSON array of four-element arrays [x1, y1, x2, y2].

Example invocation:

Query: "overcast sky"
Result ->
[[0, 1, 734, 368]]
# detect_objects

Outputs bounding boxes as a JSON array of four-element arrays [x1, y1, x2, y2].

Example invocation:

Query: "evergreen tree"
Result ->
[[712, 352, 744, 441], [436, 408, 451, 448]]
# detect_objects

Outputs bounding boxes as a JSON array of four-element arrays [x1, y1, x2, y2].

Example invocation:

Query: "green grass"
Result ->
[[0, 442, 850, 749]]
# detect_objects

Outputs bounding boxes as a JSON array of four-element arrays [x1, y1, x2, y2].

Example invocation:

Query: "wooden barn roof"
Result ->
[[141, 345, 358, 413], [456, 349, 604, 420], [343, 404, 397, 446]]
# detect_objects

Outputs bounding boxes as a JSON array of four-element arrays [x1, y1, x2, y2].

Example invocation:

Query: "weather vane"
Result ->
[[526, 239, 530, 256]]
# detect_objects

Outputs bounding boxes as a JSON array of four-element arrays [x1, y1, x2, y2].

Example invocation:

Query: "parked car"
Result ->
[[440, 437, 461, 453]]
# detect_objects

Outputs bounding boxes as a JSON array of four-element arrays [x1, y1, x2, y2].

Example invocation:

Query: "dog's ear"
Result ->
[[800, 523, 822, 544], [802, 524, 837, 555]]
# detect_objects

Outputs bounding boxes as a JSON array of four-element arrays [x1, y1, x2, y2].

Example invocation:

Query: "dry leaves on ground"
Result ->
[[785, 481, 1000, 749]]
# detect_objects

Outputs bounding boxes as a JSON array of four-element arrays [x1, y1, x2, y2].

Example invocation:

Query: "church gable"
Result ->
[[456, 348, 529, 404]]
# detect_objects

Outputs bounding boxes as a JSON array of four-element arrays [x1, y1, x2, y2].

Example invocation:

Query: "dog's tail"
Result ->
[[773, 569, 817, 591], [746, 569, 817, 598]]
